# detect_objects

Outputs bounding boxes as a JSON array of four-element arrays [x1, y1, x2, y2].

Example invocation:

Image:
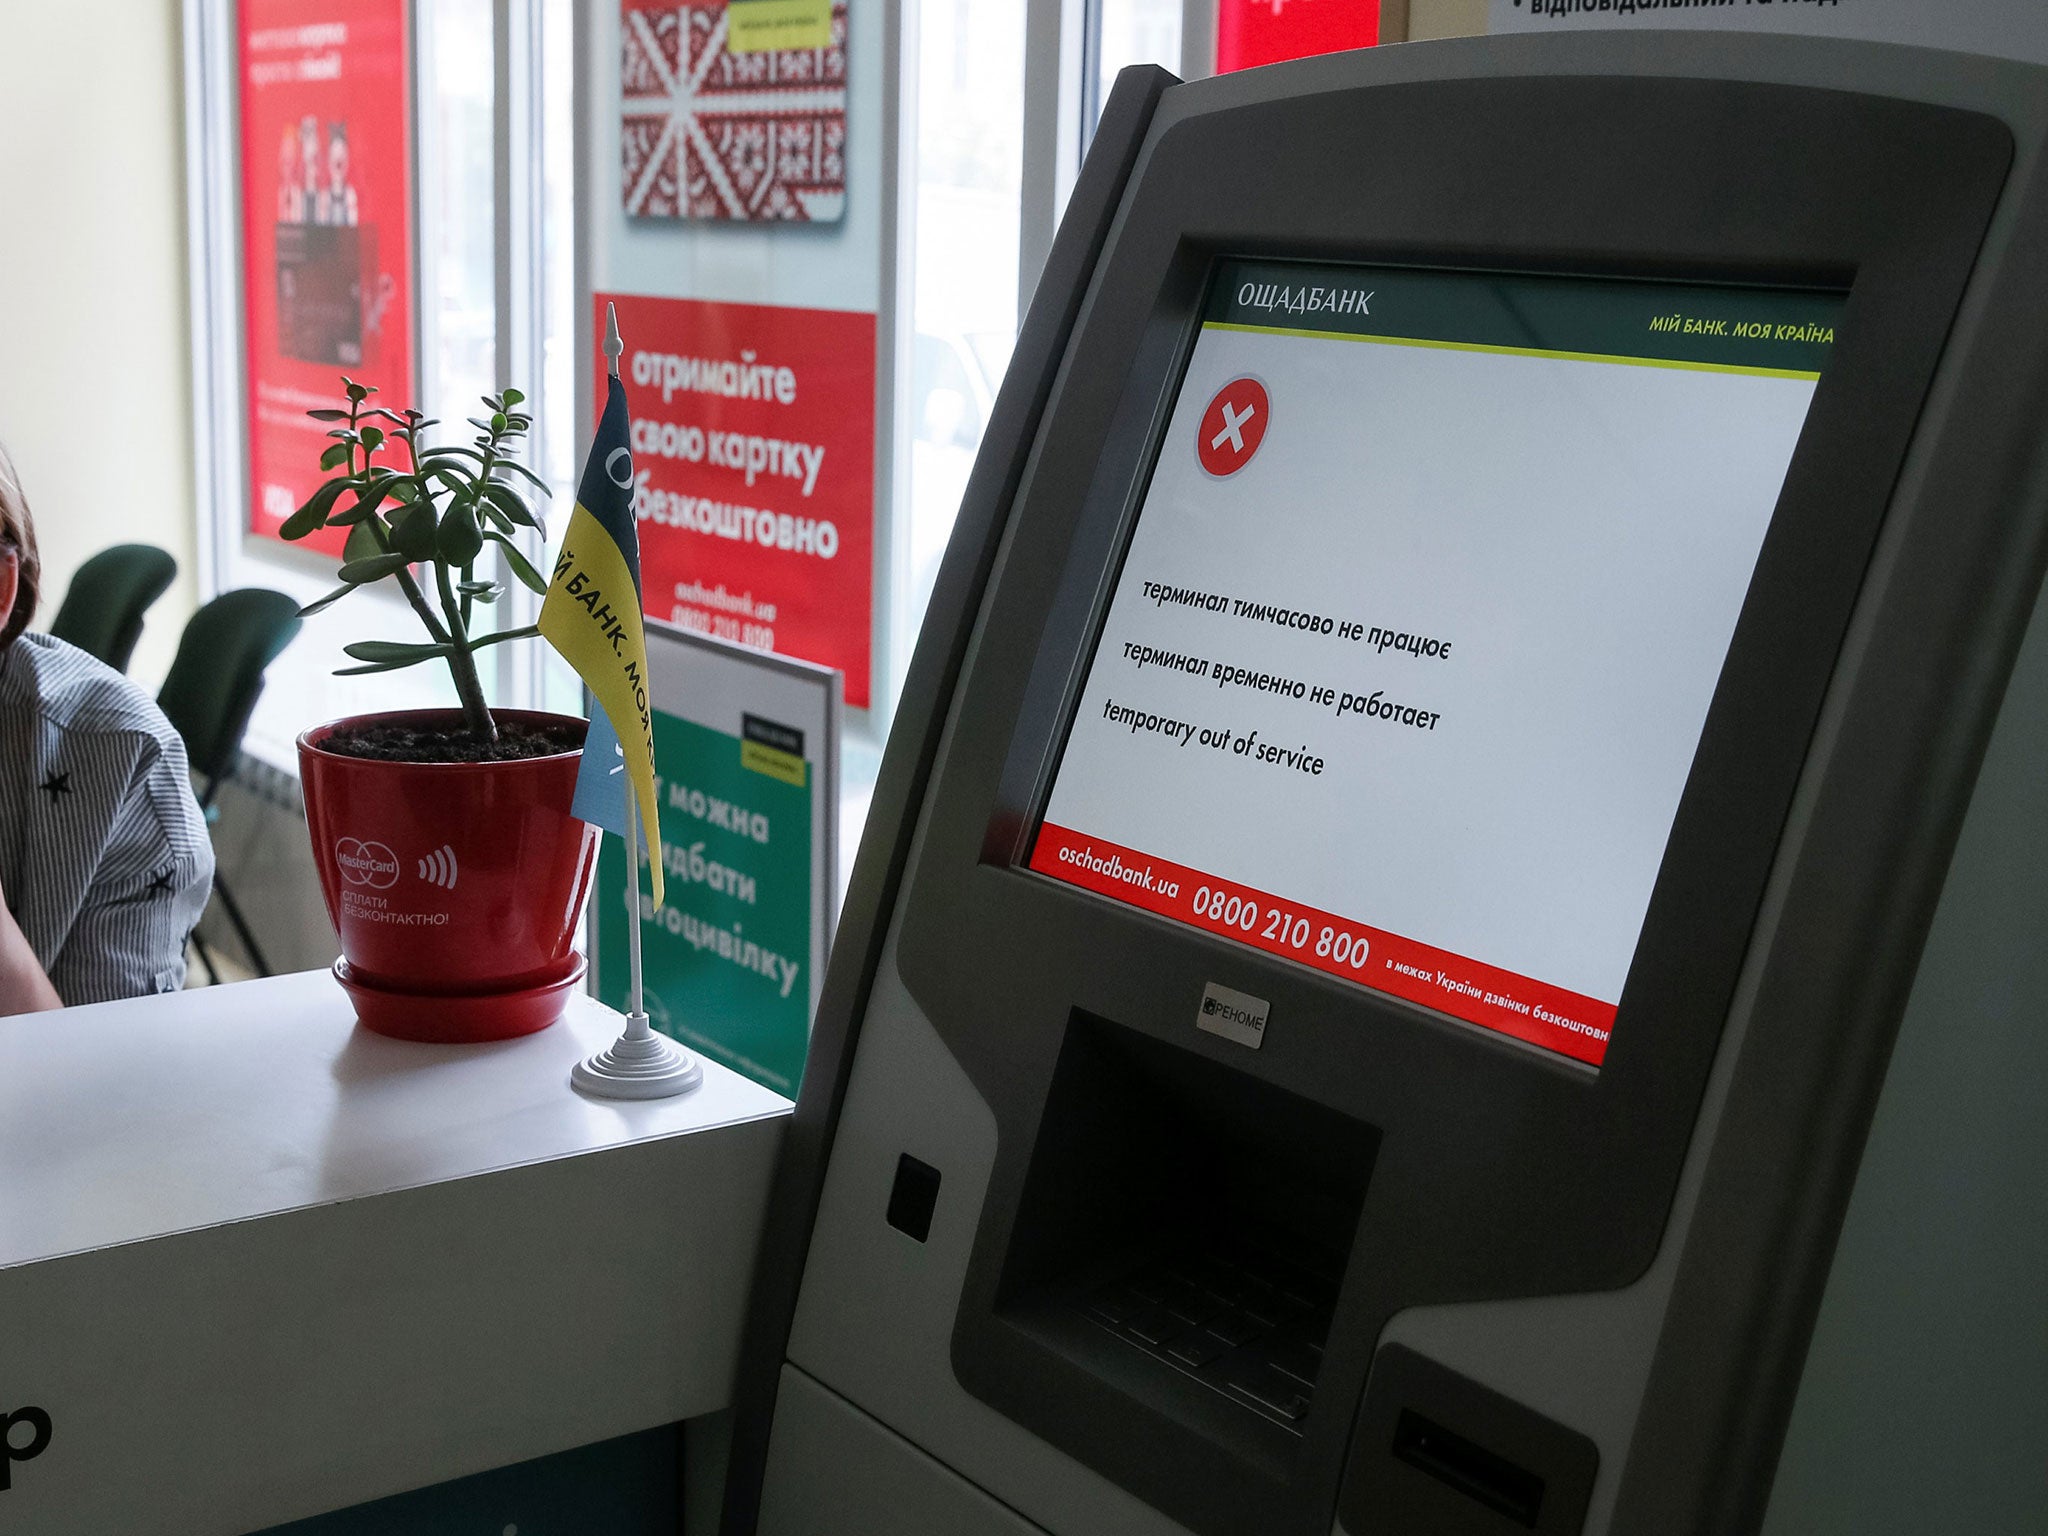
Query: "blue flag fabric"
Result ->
[[571, 708, 626, 836], [541, 373, 664, 902]]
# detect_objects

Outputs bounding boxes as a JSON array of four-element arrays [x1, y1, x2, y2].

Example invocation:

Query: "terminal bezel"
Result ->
[[1023, 252, 1849, 1064], [888, 69, 2011, 1536]]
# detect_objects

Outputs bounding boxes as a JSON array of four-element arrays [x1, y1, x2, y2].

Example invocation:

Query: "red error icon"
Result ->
[[1198, 377, 1270, 478]]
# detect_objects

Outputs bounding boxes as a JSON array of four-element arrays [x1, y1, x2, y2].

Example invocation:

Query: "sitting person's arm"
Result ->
[[0, 440, 216, 1013], [43, 731, 214, 1006], [0, 878, 62, 1014]]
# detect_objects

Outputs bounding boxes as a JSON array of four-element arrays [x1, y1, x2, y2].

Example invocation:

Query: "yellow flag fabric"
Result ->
[[539, 375, 664, 905]]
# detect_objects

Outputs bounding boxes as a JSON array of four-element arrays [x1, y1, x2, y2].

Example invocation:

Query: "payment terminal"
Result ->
[[723, 31, 2048, 1536]]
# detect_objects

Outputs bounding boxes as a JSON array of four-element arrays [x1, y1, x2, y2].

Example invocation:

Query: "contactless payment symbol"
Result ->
[[1198, 377, 1269, 478]]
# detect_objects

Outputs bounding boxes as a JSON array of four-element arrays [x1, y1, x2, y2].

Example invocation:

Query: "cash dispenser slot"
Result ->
[[991, 1010, 1379, 1437]]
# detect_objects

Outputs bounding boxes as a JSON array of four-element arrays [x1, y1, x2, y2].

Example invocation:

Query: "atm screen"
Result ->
[[1028, 258, 1844, 1065]]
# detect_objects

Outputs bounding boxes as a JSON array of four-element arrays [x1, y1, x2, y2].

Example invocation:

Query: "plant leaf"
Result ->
[[277, 479, 348, 541], [493, 458, 553, 493], [501, 387, 524, 407], [326, 479, 395, 527], [423, 464, 475, 498], [297, 582, 356, 618], [343, 639, 452, 664], [360, 426, 385, 452], [481, 480, 542, 529], [337, 553, 412, 585], [486, 531, 548, 594], [388, 502, 439, 559], [342, 515, 387, 565], [472, 622, 541, 651], [421, 444, 487, 465], [307, 408, 349, 422], [319, 441, 352, 471], [335, 656, 435, 676], [457, 580, 504, 604], [438, 501, 484, 566]]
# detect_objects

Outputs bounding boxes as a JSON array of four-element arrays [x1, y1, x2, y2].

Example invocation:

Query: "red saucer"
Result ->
[[331, 955, 587, 1043]]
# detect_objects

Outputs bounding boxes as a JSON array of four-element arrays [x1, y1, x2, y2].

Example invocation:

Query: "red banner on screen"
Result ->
[[1028, 823, 1615, 1066], [601, 293, 876, 707], [1216, 0, 1380, 73], [239, 1, 416, 554]]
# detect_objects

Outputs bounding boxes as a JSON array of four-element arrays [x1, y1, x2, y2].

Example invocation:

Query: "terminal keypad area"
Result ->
[[1078, 1238, 1339, 1430]]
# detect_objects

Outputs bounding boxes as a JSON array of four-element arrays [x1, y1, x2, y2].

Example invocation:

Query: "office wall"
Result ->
[[0, 1, 198, 690], [1407, 0, 1487, 41]]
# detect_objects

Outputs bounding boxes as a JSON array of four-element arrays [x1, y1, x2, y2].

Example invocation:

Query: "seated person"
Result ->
[[0, 445, 213, 1013]]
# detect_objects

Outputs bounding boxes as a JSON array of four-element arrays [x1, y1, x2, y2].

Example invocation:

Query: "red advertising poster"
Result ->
[[1216, 0, 1380, 73], [602, 293, 876, 706], [239, 2, 416, 552]]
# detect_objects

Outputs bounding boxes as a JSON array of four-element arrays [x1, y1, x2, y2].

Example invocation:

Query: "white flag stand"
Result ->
[[572, 305, 703, 1102]]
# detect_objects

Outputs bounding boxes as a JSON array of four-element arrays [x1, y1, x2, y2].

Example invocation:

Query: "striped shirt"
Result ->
[[1, 634, 214, 1004]]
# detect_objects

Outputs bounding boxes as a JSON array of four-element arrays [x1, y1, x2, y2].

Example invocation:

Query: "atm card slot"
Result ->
[[1339, 1346, 1599, 1536], [1391, 1410, 1545, 1528]]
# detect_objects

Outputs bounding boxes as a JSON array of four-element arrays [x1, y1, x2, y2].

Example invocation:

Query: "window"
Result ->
[[191, 0, 579, 768], [1087, 0, 1182, 142], [899, 0, 1030, 701]]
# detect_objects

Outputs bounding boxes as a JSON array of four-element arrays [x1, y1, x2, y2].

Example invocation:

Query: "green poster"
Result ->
[[596, 711, 813, 1094]]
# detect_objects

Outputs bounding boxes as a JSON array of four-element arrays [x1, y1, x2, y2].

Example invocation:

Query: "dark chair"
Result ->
[[157, 589, 303, 983], [48, 544, 178, 673]]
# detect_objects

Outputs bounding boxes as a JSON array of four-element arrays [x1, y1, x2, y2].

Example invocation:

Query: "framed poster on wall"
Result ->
[[619, 0, 850, 222], [238, 0, 417, 553]]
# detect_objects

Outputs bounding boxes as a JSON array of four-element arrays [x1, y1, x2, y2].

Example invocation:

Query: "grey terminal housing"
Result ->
[[721, 31, 2048, 1536]]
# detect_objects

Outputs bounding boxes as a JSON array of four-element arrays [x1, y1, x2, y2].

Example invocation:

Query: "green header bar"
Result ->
[[1207, 258, 1844, 378]]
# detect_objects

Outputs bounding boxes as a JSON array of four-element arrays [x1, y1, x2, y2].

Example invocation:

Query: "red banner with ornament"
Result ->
[[601, 293, 876, 707], [239, 0, 416, 553], [1215, 0, 1380, 73]]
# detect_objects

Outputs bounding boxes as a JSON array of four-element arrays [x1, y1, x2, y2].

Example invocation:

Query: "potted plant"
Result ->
[[282, 378, 599, 1042]]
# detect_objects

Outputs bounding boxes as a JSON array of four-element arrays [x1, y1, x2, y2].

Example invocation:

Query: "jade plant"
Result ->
[[279, 377, 552, 747]]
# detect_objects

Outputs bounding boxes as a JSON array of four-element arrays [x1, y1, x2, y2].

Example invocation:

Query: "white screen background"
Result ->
[[1039, 321, 1820, 1005]]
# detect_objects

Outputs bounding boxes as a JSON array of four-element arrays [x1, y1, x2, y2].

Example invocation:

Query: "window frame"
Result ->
[[184, 0, 563, 770]]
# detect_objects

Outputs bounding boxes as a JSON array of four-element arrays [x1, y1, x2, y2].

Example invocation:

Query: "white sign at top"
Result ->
[[1489, 0, 2048, 65]]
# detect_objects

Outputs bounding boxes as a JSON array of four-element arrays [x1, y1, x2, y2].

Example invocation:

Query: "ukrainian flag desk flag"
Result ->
[[546, 303, 702, 1100]]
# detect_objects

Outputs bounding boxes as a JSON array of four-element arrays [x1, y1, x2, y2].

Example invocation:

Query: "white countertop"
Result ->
[[0, 971, 795, 1536], [0, 968, 790, 1270]]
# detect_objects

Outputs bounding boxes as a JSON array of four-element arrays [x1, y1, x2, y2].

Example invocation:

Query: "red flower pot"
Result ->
[[298, 709, 600, 1042]]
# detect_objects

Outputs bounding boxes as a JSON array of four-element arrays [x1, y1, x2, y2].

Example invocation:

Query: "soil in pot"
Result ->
[[321, 716, 584, 763]]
